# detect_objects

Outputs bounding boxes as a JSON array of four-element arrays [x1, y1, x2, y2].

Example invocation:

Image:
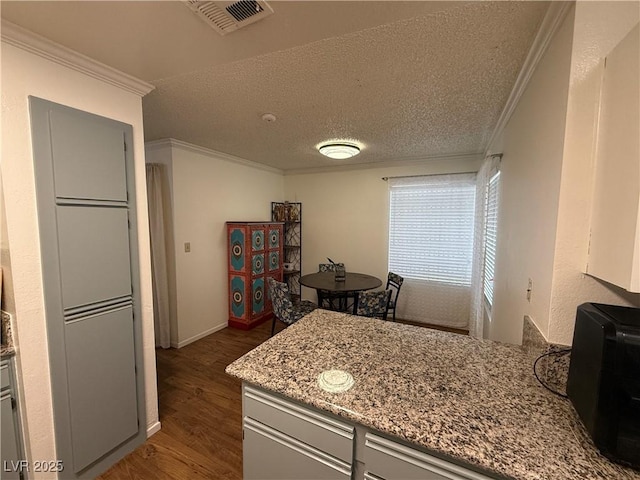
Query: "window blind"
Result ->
[[483, 171, 500, 307], [388, 174, 476, 286]]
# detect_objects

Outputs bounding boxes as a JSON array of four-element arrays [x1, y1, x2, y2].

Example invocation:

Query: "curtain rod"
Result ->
[[381, 153, 503, 181], [381, 171, 477, 181]]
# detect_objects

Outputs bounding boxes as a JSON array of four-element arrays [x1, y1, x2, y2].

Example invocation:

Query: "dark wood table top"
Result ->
[[300, 272, 382, 293]]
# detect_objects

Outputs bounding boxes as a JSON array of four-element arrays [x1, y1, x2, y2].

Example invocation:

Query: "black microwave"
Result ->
[[567, 302, 640, 468]]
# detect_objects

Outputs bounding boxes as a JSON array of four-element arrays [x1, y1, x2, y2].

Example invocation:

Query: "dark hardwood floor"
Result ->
[[97, 316, 466, 479]]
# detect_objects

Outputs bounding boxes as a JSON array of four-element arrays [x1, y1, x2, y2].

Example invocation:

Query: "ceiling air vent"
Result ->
[[185, 0, 274, 36]]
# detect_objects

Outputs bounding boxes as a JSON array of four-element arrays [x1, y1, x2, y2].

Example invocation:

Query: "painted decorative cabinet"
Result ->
[[227, 222, 284, 329]]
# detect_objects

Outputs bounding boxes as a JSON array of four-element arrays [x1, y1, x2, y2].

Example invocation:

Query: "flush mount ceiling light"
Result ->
[[318, 142, 361, 160]]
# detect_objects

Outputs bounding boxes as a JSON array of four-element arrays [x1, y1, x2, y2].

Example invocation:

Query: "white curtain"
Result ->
[[469, 155, 501, 338], [146, 164, 171, 348]]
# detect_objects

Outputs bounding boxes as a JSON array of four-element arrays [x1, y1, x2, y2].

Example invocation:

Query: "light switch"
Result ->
[[184, 242, 191, 253], [526, 278, 532, 302]]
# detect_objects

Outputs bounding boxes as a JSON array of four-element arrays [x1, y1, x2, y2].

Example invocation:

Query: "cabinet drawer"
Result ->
[[244, 417, 351, 480], [243, 385, 354, 463], [364, 433, 494, 480], [1, 361, 10, 391]]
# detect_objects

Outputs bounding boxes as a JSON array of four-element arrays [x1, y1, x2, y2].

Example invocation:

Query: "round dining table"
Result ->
[[299, 271, 382, 314]]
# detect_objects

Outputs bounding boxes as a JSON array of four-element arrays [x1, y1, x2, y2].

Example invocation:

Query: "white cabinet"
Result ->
[[587, 24, 640, 292]]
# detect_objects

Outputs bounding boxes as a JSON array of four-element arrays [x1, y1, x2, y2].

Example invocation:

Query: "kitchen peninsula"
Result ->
[[226, 309, 639, 480]]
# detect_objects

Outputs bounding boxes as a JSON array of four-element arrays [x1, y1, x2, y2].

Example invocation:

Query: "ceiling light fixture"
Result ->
[[318, 142, 361, 159]]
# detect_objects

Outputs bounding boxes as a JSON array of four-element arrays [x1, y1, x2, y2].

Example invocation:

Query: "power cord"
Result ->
[[533, 349, 572, 398]]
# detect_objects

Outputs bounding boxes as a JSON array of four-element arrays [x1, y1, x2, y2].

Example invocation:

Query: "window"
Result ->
[[388, 174, 476, 286], [482, 171, 500, 307]]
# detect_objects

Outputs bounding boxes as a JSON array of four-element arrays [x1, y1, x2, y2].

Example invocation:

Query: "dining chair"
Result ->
[[317, 262, 352, 311], [267, 277, 318, 336], [356, 289, 392, 320], [385, 272, 405, 322]]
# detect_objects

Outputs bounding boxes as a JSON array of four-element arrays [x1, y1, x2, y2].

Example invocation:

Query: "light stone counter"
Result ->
[[226, 309, 640, 480], [1, 311, 15, 358]]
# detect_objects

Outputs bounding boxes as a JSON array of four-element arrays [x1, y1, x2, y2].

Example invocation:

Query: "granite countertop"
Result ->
[[226, 309, 640, 480], [1, 311, 15, 358]]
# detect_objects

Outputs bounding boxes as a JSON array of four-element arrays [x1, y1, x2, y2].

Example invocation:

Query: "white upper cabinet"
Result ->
[[587, 24, 640, 293]]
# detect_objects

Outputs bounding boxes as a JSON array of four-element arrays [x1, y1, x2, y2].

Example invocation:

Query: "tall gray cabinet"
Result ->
[[30, 98, 146, 478]]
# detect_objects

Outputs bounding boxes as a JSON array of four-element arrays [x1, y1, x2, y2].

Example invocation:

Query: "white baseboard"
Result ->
[[171, 322, 227, 349], [146, 420, 161, 438]]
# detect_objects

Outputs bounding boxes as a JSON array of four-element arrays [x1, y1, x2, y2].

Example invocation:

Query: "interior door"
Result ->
[[30, 98, 145, 477]]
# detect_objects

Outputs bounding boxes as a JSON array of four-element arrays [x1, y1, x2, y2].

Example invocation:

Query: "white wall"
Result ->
[[487, 8, 574, 344], [487, 2, 640, 346], [284, 157, 481, 306], [1, 43, 159, 477], [548, 2, 640, 345], [146, 141, 284, 347], [1, 176, 16, 314]]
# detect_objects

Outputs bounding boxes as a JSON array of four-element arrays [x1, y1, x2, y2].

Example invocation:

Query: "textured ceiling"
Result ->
[[1, 1, 469, 81], [2, 1, 549, 172], [143, 1, 548, 170]]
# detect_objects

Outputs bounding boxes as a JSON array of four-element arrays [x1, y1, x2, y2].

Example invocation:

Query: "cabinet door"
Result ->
[[251, 226, 265, 252], [229, 275, 248, 321], [244, 417, 351, 480], [1, 392, 21, 480], [57, 205, 132, 310], [587, 25, 640, 292], [64, 307, 138, 472], [228, 226, 247, 274], [268, 250, 280, 273], [251, 253, 265, 277], [252, 277, 265, 316], [50, 108, 127, 202], [268, 226, 281, 250]]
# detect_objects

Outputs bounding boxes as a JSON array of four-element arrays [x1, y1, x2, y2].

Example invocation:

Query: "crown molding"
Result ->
[[145, 139, 284, 175], [1, 20, 155, 97], [283, 152, 483, 176], [484, 1, 573, 153]]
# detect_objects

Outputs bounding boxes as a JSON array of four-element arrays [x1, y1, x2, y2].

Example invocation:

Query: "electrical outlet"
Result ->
[[526, 278, 532, 302], [184, 242, 191, 253]]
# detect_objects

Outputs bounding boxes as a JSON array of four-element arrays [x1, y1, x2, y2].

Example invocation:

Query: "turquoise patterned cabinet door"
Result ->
[[229, 228, 246, 273], [268, 228, 280, 249], [227, 222, 283, 330], [252, 229, 264, 252], [252, 277, 265, 316], [230, 276, 247, 320], [252, 254, 265, 276], [268, 251, 280, 272]]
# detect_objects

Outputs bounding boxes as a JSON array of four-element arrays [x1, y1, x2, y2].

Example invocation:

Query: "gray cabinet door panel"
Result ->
[[1, 363, 10, 390], [244, 385, 354, 463], [50, 109, 127, 202], [64, 306, 138, 473], [57, 205, 132, 310], [1, 393, 21, 480], [244, 418, 351, 480]]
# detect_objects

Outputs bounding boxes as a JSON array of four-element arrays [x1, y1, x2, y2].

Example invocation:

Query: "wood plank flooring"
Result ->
[[97, 317, 466, 480]]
